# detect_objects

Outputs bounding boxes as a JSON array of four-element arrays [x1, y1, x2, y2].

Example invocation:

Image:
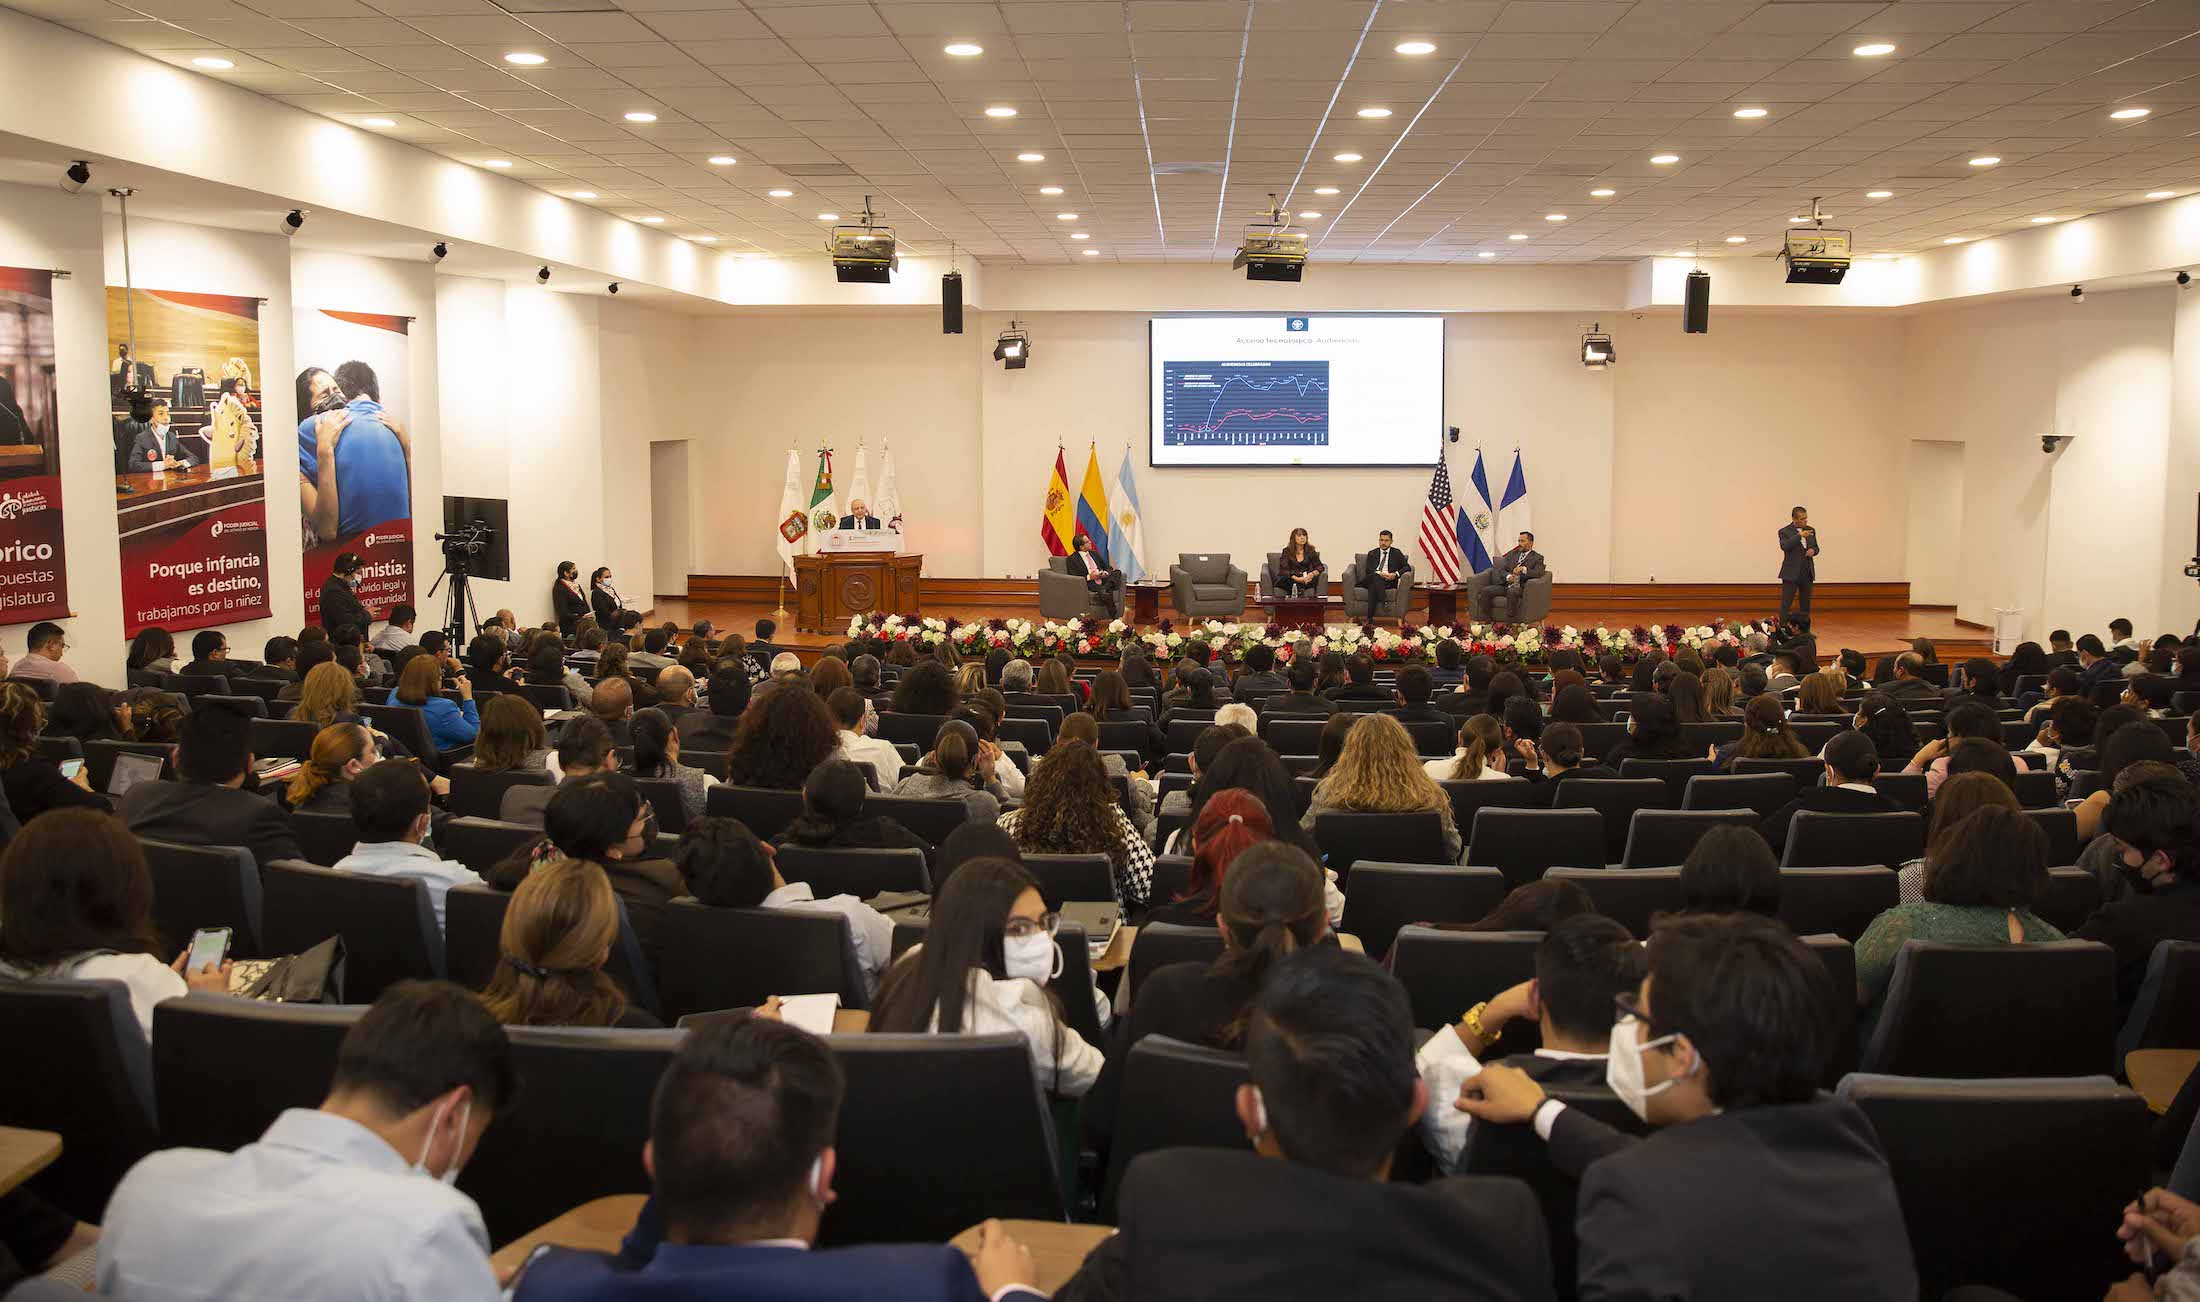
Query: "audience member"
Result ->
[[390, 654, 478, 749], [1305, 712, 1354, 780], [516, 773, 685, 963], [1900, 701, 2003, 799], [825, 685, 901, 789], [1851, 692, 1920, 766], [1758, 730, 1897, 853], [1874, 652, 1938, 706], [1302, 714, 1463, 861], [331, 760, 484, 935], [2074, 717, 2176, 842], [459, 694, 551, 775], [9, 622, 77, 684], [893, 719, 1006, 821], [2078, 772, 2200, 1017], [936, 821, 1024, 888], [1263, 657, 1339, 717], [1711, 694, 1807, 768], [0, 681, 110, 820], [1000, 739, 1155, 913], [1525, 721, 1620, 805], [256, 635, 301, 682], [1678, 825, 1782, 917], [1147, 788, 1275, 926], [676, 815, 894, 989], [627, 707, 717, 823], [673, 663, 745, 755], [501, 715, 616, 826], [1896, 770, 2021, 904], [890, 659, 960, 716], [726, 684, 838, 790], [370, 603, 416, 654], [120, 704, 302, 867], [126, 627, 177, 677], [1427, 713, 1519, 783], [1085, 669, 1167, 763], [775, 758, 928, 855], [284, 722, 377, 814], [45, 682, 128, 745], [465, 634, 525, 698], [1056, 711, 1156, 841], [1793, 669, 1843, 716], [479, 858, 660, 1028], [1232, 642, 1289, 695], [524, 639, 592, 709]]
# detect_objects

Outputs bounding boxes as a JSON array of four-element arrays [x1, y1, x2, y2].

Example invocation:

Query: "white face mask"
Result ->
[[409, 1097, 471, 1187], [1003, 931, 1061, 985], [1605, 1020, 1691, 1124], [1249, 1085, 1270, 1139]]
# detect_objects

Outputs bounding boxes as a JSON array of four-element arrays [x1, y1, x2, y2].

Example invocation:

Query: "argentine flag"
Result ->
[[1500, 448, 1532, 543], [1109, 446, 1149, 582], [1458, 448, 1494, 573]]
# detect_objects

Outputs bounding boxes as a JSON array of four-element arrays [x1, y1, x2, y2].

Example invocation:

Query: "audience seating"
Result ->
[[1682, 772, 1797, 818], [1781, 811, 1925, 870], [443, 882, 512, 991], [1552, 779, 1667, 862], [0, 980, 158, 1221], [31, 735, 80, 764], [196, 693, 267, 720], [822, 1034, 1068, 1245], [1802, 933, 1860, 1085], [176, 673, 229, 698], [1401, 720, 1457, 758], [1021, 852, 1116, 907], [439, 816, 541, 875], [1148, 854, 1192, 907], [1837, 1074, 2151, 1301], [290, 810, 357, 868], [360, 702, 465, 772], [680, 749, 731, 782], [1438, 778, 1540, 837], [151, 995, 354, 1152], [140, 839, 262, 958], [2020, 807, 2080, 867], [2010, 768, 2058, 808], [1617, 757, 1718, 808], [1776, 866, 1898, 942], [875, 711, 953, 749], [261, 860, 442, 1002], [1732, 756, 1827, 784], [1619, 808, 1760, 868], [2068, 769, 2104, 800], [631, 776, 689, 834], [1163, 719, 1210, 753], [862, 794, 968, 846], [449, 766, 553, 820], [1388, 926, 1542, 1042], [1461, 1083, 1644, 1302], [1467, 807, 1606, 889], [1337, 863, 1508, 961], [996, 716, 1052, 755], [772, 845, 929, 899], [1260, 717, 1328, 755], [2038, 866, 2104, 933], [5, 676, 56, 702], [248, 718, 320, 761], [1126, 921, 1225, 998], [1574, 722, 1631, 763], [2001, 720, 2040, 750], [1543, 867, 1682, 938], [1861, 940, 2118, 1077], [704, 785, 806, 843], [516, 684, 572, 711], [83, 740, 174, 792], [1310, 811, 1450, 884], [653, 901, 867, 1020], [1872, 771, 1927, 811], [1097, 1036, 1250, 1223], [2117, 940, 2200, 1060]]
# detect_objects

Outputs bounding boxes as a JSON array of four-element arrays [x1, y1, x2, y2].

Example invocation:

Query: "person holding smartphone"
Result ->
[[0, 682, 111, 822]]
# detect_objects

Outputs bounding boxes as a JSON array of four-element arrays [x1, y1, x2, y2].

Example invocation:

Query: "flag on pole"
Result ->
[[1109, 445, 1148, 582], [1040, 448, 1074, 556], [1077, 443, 1111, 564], [1459, 448, 1494, 574], [845, 444, 871, 519], [804, 448, 837, 550], [774, 449, 807, 578], [1500, 448, 1532, 544], [874, 442, 903, 533], [1418, 457, 1464, 585]]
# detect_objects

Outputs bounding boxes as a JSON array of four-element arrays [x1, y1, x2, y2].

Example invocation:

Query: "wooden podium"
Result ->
[[794, 550, 922, 633]]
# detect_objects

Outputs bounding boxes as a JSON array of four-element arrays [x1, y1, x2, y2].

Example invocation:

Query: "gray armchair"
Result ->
[[1258, 551, 1328, 600], [1038, 555, 1117, 620], [1466, 570, 1554, 625], [1341, 559, 1414, 622], [1168, 553, 1248, 619]]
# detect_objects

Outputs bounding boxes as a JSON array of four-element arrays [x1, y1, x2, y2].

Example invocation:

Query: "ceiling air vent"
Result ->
[[1153, 161, 1226, 176], [775, 164, 860, 179], [488, 0, 617, 13]]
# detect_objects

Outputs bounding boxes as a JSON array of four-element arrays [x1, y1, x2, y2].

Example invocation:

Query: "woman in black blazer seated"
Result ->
[[588, 566, 643, 634], [1276, 526, 1323, 596], [550, 560, 590, 635]]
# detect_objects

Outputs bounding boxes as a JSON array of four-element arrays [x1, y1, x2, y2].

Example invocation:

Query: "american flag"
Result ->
[[1419, 458, 1465, 585]]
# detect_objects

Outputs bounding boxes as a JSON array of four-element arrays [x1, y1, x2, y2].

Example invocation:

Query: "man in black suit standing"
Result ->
[[1778, 506, 1819, 628], [1357, 529, 1406, 609], [837, 498, 882, 530], [1476, 531, 1546, 620], [1758, 730, 1899, 853], [1458, 911, 1917, 1302], [1057, 943, 1555, 1302]]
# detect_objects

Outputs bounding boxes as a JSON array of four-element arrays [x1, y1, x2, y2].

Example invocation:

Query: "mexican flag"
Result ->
[[775, 449, 806, 577], [806, 448, 838, 543]]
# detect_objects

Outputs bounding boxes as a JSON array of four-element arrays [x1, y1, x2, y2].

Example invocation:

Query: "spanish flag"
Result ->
[[1040, 448, 1074, 556], [1077, 443, 1112, 565]]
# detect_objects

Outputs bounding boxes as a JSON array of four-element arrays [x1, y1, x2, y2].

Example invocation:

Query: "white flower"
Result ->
[[1109, 619, 1125, 633]]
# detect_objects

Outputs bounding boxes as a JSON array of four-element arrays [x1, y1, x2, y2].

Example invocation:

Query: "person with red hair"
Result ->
[[1147, 788, 1274, 927]]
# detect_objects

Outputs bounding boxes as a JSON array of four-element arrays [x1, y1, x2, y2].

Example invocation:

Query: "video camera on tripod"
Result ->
[[428, 519, 497, 646], [437, 520, 492, 567]]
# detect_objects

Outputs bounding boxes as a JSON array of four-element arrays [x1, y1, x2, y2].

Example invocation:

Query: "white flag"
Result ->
[[1109, 445, 1147, 582], [774, 449, 805, 579], [845, 444, 872, 522], [874, 443, 904, 533]]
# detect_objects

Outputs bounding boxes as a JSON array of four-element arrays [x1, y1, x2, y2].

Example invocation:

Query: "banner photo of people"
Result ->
[[294, 308, 412, 627], [106, 288, 270, 637], [0, 268, 67, 625]]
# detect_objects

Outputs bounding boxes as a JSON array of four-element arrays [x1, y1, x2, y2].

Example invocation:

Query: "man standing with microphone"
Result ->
[[1778, 506, 1819, 629]]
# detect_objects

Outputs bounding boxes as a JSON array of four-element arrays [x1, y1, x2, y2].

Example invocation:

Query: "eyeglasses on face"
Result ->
[[1002, 912, 1060, 940]]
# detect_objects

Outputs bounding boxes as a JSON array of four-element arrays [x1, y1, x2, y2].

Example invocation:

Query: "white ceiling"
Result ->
[[15, 0, 2200, 265]]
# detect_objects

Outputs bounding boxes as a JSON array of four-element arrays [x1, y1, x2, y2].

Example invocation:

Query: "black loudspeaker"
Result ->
[[1683, 269, 1710, 335], [942, 272, 963, 334]]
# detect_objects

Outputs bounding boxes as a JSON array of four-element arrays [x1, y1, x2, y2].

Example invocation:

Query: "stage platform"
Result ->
[[653, 578, 1992, 664]]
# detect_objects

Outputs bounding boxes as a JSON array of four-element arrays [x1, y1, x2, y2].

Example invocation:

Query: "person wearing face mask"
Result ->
[[283, 722, 380, 814], [2076, 772, 2200, 1019], [331, 760, 485, 937], [1457, 912, 1916, 1302], [96, 980, 515, 1302], [590, 566, 644, 634], [504, 772, 684, 967], [319, 550, 373, 639], [128, 398, 201, 473], [552, 561, 591, 636], [869, 857, 1105, 1098]]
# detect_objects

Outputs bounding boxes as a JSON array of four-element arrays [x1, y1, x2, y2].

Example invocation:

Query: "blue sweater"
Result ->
[[385, 689, 477, 749]]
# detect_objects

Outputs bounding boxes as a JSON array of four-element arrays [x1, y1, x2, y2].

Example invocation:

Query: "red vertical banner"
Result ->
[[108, 288, 270, 636], [294, 308, 413, 627], [0, 267, 68, 624]]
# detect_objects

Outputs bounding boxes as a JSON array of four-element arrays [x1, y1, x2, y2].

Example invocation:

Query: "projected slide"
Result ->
[[1162, 360, 1331, 449], [1149, 315, 1442, 467]]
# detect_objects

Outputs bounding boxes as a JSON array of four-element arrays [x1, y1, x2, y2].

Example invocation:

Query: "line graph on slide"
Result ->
[[1162, 360, 1330, 448]]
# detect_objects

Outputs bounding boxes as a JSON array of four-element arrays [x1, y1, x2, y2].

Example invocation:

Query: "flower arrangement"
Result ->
[[843, 612, 1772, 667]]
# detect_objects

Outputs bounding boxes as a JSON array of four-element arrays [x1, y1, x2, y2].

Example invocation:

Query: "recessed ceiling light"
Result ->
[[1853, 42, 1896, 57], [1969, 155, 1999, 166], [707, 155, 736, 166], [1082, 248, 1099, 256], [505, 51, 546, 65], [1314, 186, 1340, 195], [1478, 251, 1497, 258], [2112, 107, 2151, 120], [1508, 233, 1529, 240], [1874, 252, 1897, 260], [1670, 250, 1691, 257], [483, 158, 511, 168], [943, 42, 983, 56], [1944, 236, 1967, 244], [361, 117, 396, 128], [696, 236, 716, 243], [768, 188, 793, 197], [1357, 107, 1392, 118], [1039, 185, 1064, 195], [1334, 152, 1363, 162], [1591, 188, 1616, 197], [984, 105, 1018, 118], [1866, 190, 1893, 198], [1789, 216, 1809, 223], [1017, 152, 1045, 162], [624, 111, 657, 123], [2031, 215, 2058, 223], [1070, 232, 1089, 239], [1545, 213, 1567, 221], [1725, 235, 1746, 243], [570, 191, 597, 199], [817, 212, 839, 221], [192, 56, 233, 69], [1733, 107, 1767, 119], [1395, 40, 1435, 54], [2149, 190, 2178, 199], [639, 216, 663, 224], [1651, 153, 1679, 164], [1056, 212, 1078, 220]]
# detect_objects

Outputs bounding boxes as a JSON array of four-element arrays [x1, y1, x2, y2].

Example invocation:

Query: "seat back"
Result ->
[[1021, 852, 1117, 907], [1311, 810, 1448, 885], [654, 901, 865, 1019], [1462, 1083, 1644, 1302], [2020, 807, 2080, 867], [1781, 810, 1924, 869], [31, 735, 81, 763], [1872, 771, 1928, 811], [1389, 926, 1542, 1032], [703, 784, 807, 842], [1838, 1074, 2152, 1301], [83, 740, 175, 792], [1802, 934, 1860, 1084], [773, 845, 929, 899], [152, 995, 358, 1151], [1401, 719, 1456, 757], [2010, 768, 2058, 808], [290, 809, 358, 868], [448, 766, 554, 819], [1776, 866, 1898, 942], [249, 718, 322, 762], [1126, 921, 1225, 996], [875, 711, 953, 748], [261, 860, 441, 1001], [1617, 757, 1718, 808], [359, 702, 441, 766], [1338, 863, 1508, 960], [1575, 722, 1631, 763], [444, 882, 512, 991], [2118, 940, 2200, 1059], [1260, 716, 1327, 755], [1552, 779, 1667, 861], [0, 980, 157, 1220], [1732, 756, 1827, 784], [140, 838, 262, 957], [863, 794, 970, 846], [1148, 854, 1193, 908], [1862, 940, 2119, 1077], [195, 693, 267, 719], [1543, 867, 1682, 938], [176, 672, 230, 697], [822, 1034, 1067, 1244], [996, 716, 1052, 754], [631, 776, 689, 834], [1681, 771, 1797, 817], [1437, 777, 1540, 836], [1098, 1036, 1250, 1223], [438, 816, 542, 875], [1619, 808, 1759, 868], [517, 683, 573, 711], [2038, 866, 2103, 932], [1467, 807, 1606, 889]]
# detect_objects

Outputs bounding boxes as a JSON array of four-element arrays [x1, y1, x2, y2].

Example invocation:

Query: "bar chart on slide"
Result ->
[[1161, 359, 1331, 448]]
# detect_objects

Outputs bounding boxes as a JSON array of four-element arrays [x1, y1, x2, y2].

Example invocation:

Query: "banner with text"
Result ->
[[0, 268, 67, 624], [108, 288, 269, 636], [294, 308, 412, 626]]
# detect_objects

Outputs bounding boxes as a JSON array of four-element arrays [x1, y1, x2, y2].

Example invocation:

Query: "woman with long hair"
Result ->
[[1665, 670, 1713, 724], [524, 636, 592, 707], [952, 662, 987, 700], [1679, 824, 1781, 917], [1084, 668, 1166, 762], [1276, 526, 1323, 597], [1851, 692, 1920, 766], [776, 757, 928, 852], [1000, 740, 1155, 912], [551, 560, 589, 634], [478, 858, 659, 1028], [595, 643, 660, 710], [1427, 713, 1515, 783], [1795, 669, 1845, 716], [47, 682, 129, 744], [1056, 711, 1155, 841], [294, 660, 360, 729], [726, 684, 839, 790], [1602, 695, 1695, 767], [892, 718, 1006, 822], [812, 655, 854, 700], [1434, 876, 1594, 933], [389, 651, 477, 748], [1714, 694, 1809, 768], [1702, 665, 1738, 717], [1034, 659, 1074, 699], [1315, 650, 1348, 697], [1897, 769, 2021, 903], [1161, 663, 1218, 713], [126, 627, 176, 675], [890, 659, 960, 717], [284, 723, 376, 813], [1301, 713, 1462, 861], [1180, 734, 1320, 860], [1149, 787, 1275, 925], [0, 683, 109, 821], [628, 706, 717, 822], [1307, 712, 1355, 780], [1549, 682, 1605, 723], [461, 694, 550, 774], [870, 857, 1104, 1096], [1116, 646, 1157, 690]]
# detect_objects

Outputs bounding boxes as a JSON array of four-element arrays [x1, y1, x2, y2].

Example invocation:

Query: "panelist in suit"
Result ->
[[1069, 532, 1123, 616], [129, 399, 202, 473], [838, 498, 883, 531], [1778, 506, 1820, 628], [1475, 531, 1545, 620], [512, 1017, 1045, 1302], [1054, 944, 1554, 1302], [1357, 529, 1406, 606], [1277, 526, 1323, 596], [1458, 912, 1917, 1302]]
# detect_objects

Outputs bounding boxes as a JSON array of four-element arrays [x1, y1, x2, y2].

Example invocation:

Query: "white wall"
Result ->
[[1904, 441, 1965, 608]]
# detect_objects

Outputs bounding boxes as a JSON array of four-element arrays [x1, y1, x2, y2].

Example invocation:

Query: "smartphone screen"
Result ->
[[186, 927, 231, 972], [58, 757, 84, 780]]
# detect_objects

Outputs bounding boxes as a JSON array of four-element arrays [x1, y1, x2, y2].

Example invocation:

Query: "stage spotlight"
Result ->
[[282, 209, 305, 236], [1581, 324, 1614, 367], [432, 241, 448, 260], [2070, 284, 2085, 303], [993, 321, 1030, 370], [536, 266, 551, 284], [61, 160, 90, 193]]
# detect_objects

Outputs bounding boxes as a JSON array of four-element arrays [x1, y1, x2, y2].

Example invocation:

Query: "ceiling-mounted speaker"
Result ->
[[1683, 268, 1710, 335], [942, 271, 964, 334]]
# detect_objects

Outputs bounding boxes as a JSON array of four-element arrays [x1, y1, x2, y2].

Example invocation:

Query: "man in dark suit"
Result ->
[[836, 498, 883, 531], [1055, 945, 1554, 1302], [1260, 657, 1338, 717], [1429, 638, 1467, 687], [1438, 654, 1499, 718], [1475, 531, 1546, 620], [1458, 912, 1917, 1302], [319, 551, 373, 639], [178, 629, 232, 681], [1069, 533, 1122, 616], [1758, 730, 1899, 853], [253, 636, 300, 683], [514, 1017, 1046, 1302], [2046, 629, 2080, 669], [1325, 653, 1394, 705], [2077, 773, 2200, 1018], [678, 665, 748, 753], [1357, 529, 1407, 608], [2076, 634, 2123, 691], [1873, 652, 1940, 706], [1229, 643, 1289, 698], [1384, 665, 1452, 725], [1777, 506, 1819, 628], [119, 704, 303, 869]]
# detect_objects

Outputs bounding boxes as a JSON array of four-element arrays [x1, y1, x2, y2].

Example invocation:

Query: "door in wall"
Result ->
[[650, 440, 693, 599], [1905, 439, 1965, 608]]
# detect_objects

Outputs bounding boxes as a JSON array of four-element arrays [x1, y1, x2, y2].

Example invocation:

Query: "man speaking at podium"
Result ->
[[839, 498, 882, 530]]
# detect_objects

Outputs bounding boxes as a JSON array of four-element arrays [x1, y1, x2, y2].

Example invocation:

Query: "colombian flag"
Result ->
[[1040, 448, 1074, 556], [1077, 444, 1111, 565]]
